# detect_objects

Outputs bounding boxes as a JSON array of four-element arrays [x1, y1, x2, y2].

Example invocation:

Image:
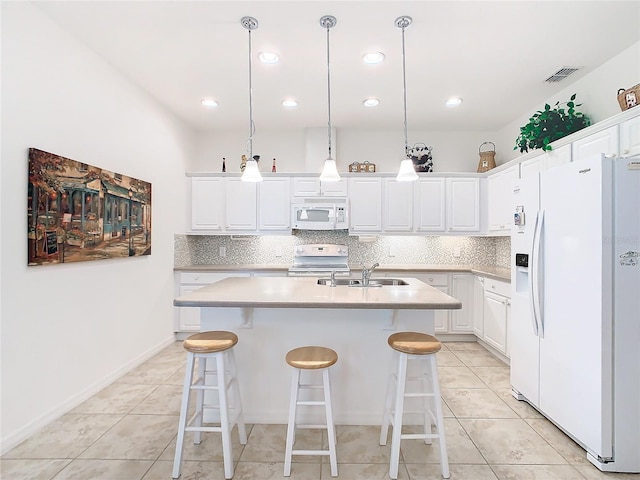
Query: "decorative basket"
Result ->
[[477, 141, 496, 173], [617, 84, 640, 111]]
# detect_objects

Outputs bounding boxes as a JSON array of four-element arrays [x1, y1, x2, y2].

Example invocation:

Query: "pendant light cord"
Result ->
[[248, 27, 255, 160], [326, 22, 333, 160], [320, 15, 337, 161], [399, 17, 411, 159], [242, 16, 258, 160]]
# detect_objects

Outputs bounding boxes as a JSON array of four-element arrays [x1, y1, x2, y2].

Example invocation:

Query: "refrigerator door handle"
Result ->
[[531, 209, 544, 338]]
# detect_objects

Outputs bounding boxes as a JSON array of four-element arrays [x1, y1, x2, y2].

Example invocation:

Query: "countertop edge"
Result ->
[[174, 264, 511, 282]]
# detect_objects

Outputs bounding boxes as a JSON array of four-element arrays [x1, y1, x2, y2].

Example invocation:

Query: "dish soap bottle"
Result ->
[[222, 157, 226, 172]]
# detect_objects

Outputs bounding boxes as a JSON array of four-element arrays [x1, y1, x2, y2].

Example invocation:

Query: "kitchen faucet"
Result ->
[[361, 262, 380, 286]]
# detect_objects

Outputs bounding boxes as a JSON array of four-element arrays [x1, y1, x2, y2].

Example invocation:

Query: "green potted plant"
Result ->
[[514, 94, 591, 153]]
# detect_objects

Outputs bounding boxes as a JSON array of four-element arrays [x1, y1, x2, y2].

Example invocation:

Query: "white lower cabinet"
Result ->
[[450, 274, 474, 333], [482, 278, 511, 356], [407, 273, 450, 334], [175, 271, 250, 332], [472, 275, 485, 337]]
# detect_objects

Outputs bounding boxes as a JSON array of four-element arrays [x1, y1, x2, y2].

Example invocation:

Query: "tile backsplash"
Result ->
[[175, 232, 511, 268]]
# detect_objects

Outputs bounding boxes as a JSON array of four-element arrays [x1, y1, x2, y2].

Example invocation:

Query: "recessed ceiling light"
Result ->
[[363, 98, 380, 107], [201, 98, 218, 108], [258, 51, 279, 64], [445, 97, 463, 107], [363, 52, 385, 64], [282, 99, 298, 107]]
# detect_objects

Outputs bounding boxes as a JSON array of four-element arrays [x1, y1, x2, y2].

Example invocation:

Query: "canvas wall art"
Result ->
[[28, 148, 152, 266]]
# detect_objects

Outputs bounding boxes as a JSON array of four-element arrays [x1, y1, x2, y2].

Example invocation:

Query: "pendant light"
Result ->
[[395, 16, 418, 182], [241, 16, 262, 182], [319, 15, 340, 182]]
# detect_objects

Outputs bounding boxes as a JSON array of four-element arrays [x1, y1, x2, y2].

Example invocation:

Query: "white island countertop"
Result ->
[[174, 276, 462, 310]]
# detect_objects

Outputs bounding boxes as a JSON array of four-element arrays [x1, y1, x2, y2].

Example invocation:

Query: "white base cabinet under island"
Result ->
[[174, 276, 461, 425]]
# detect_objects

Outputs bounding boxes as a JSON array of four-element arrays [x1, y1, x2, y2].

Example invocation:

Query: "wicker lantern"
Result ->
[[477, 141, 496, 173]]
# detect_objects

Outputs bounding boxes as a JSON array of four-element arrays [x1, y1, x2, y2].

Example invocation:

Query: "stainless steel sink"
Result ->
[[369, 278, 409, 286], [316, 278, 408, 287]]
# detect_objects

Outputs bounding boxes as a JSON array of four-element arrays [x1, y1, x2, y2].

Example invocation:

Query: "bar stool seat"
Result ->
[[284, 346, 338, 477], [380, 332, 450, 479], [172, 331, 247, 480]]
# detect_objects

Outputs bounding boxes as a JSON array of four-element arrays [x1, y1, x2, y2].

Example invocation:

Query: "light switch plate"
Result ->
[[219, 246, 226, 257]]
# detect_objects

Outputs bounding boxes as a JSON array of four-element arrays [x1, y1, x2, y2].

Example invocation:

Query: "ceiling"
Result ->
[[34, 1, 640, 133]]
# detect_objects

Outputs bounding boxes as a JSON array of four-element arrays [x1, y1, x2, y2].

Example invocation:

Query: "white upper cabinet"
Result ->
[[383, 179, 414, 232], [224, 178, 257, 231], [258, 177, 291, 232], [292, 177, 348, 197], [415, 178, 446, 232], [543, 143, 572, 171], [487, 165, 519, 233], [191, 177, 224, 232], [620, 115, 640, 158], [348, 177, 382, 232], [572, 125, 618, 162], [446, 178, 480, 232]]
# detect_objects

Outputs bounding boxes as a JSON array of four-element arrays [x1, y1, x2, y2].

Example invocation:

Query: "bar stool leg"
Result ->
[[193, 355, 207, 445], [216, 353, 234, 479], [379, 352, 397, 446], [227, 349, 247, 445], [389, 352, 408, 480], [421, 357, 433, 445], [429, 355, 450, 479], [323, 368, 338, 477], [172, 352, 195, 479], [284, 367, 300, 477]]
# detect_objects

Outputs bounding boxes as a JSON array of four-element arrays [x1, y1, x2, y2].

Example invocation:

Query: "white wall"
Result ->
[[192, 127, 493, 173], [0, 2, 194, 452], [495, 41, 640, 163]]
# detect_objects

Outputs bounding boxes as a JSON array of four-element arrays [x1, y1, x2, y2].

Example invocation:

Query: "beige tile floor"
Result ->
[[2, 341, 638, 480]]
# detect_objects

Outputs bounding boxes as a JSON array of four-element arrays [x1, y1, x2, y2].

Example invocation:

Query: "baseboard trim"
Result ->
[[0, 334, 176, 455]]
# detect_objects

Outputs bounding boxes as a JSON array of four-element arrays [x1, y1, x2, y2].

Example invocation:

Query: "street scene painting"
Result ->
[[28, 148, 152, 266]]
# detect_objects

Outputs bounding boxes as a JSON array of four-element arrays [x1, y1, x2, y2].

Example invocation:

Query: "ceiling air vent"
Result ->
[[545, 67, 580, 83]]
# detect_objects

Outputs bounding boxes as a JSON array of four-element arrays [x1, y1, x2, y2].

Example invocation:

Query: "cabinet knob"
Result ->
[[429, 277, 434, 282], [492, 285, 496, 289]]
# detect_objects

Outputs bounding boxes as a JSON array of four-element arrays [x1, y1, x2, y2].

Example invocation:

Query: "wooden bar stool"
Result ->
[[284, 346, 338, 477], [379, 332, 449, 479], [172, 331, 247, 480]]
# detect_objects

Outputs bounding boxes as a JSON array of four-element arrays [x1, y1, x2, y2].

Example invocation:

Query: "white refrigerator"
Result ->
[[510, 154, 640, 473]]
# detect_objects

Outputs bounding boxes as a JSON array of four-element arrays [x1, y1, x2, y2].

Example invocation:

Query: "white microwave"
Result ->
[[291, 201, 349, 230]]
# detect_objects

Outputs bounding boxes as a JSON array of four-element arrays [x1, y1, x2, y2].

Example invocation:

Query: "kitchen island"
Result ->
[[174, 276, 461, 425]]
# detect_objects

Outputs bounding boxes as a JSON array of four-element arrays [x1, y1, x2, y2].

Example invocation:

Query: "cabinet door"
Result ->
[[488, 166, 519, 233], [177, 285, 204, 331], [191, 177, 224, 231], [572, 125, 618, 162], [348, 178, 382, 232], [292, 178, 348, 197], [450, 274, 474, 333], [225, 179, 257, 230], [259, 178, 291, 231], [483, 290, 508, 354], [383, 179, 413, 232], [415, 178, 446, 232], [519, 155, 543, 180], [620, 115, 640, 158], [293, 177, 320, 196], [434, 285, 450, 334], [320, 179, 348, 196], [473, 276, 485, 337], [446, 178, 480, 232], [543, 143, 572, 171]]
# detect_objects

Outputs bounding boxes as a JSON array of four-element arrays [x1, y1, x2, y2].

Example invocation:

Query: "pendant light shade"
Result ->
[[319, 15, 340, 182], [241, 16, 263, 183], [395, 16, 418, 182]]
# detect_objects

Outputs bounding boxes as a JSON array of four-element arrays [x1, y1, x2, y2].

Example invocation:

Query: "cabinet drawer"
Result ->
[[414, 273, 449, 287], [484, 278, 510, 297], [179, 272, 247, 284]]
